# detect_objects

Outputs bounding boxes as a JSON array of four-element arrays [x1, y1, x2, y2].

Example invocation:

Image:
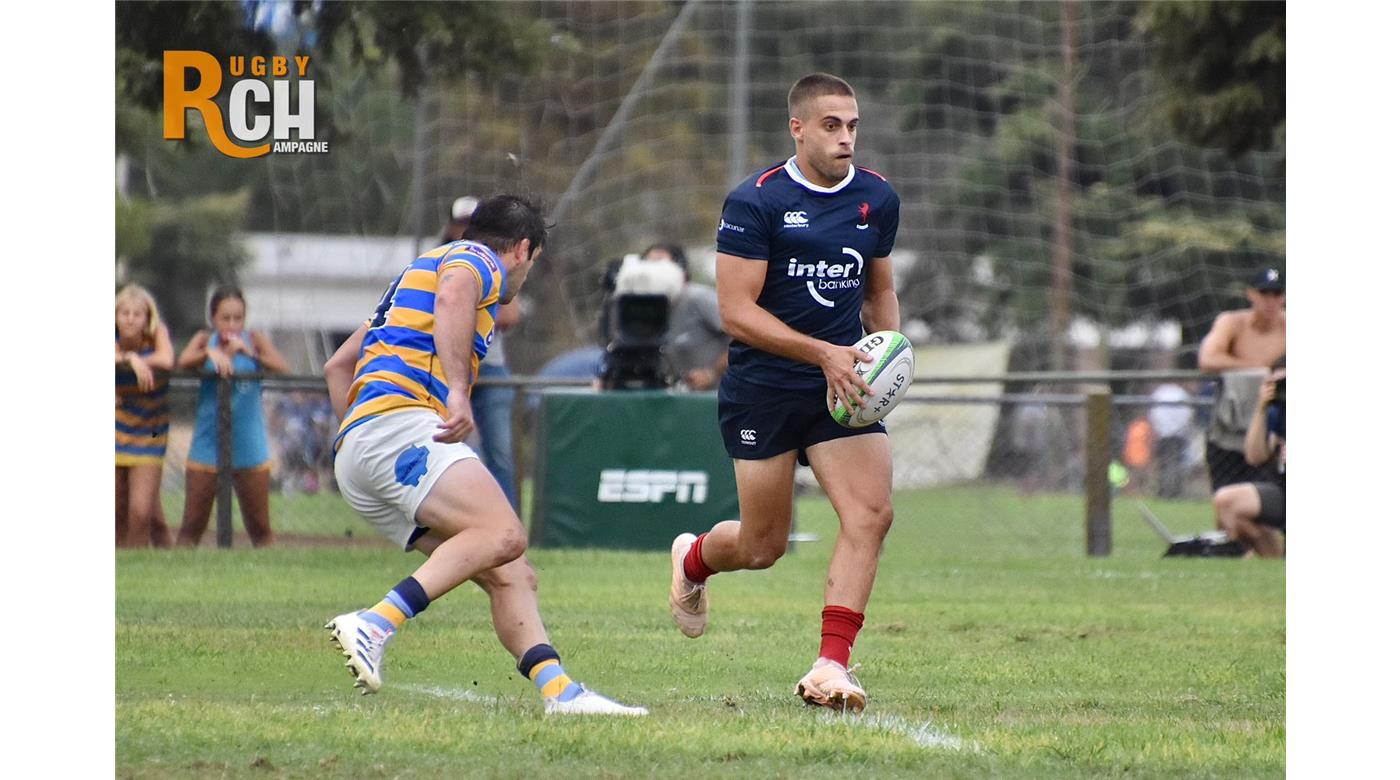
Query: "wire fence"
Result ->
[[123, 369, 1257, 555]]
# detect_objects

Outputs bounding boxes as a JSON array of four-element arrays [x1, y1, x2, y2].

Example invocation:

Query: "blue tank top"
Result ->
[[188, 331, 269, 469]]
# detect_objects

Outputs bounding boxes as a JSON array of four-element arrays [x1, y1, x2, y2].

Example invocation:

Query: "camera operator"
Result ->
[[1211, 357, 1286, 557], [598, 246, 731, 391], [599, 254, 685, 390]]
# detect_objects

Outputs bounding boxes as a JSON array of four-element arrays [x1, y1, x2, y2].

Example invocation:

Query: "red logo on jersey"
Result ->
[[858, 202, 871, 224]]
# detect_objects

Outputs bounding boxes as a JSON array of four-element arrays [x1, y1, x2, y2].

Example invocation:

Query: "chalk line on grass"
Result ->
[[399, 683, 498, 704], [833, 712, 980, 753]]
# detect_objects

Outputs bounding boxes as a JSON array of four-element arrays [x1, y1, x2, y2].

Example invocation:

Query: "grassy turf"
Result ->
[[118, 484, 1284, 778]]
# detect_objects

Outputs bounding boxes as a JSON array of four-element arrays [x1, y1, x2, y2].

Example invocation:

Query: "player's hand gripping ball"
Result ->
[[830, 330, 915, 428]]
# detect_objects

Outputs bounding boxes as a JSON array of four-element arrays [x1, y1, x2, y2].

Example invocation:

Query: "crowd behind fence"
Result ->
[[140, 369, 1231, 555]]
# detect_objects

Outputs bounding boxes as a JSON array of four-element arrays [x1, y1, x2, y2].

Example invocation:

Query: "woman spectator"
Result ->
[[175, 287, 289, 547], [115, 284, 175, 548]]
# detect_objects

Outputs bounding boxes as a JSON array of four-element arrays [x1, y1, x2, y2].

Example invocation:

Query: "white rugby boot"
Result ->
[[545, 687, 649, 716], [795, 659, 867, 713], [325, 611, 394, 694], [669, 532, 709, 638]]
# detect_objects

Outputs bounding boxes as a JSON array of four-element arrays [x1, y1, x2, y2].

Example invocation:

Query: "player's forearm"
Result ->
[[324, 326, 366, 421], [1198, 350, 1254, 373], [433, 304, 477, 393], [434, 271, 483, 392], [1243, 406, 1273, 465], [862, 290, 900, 333], [721, 298, 831, 366], [325, 363, 355, 421]]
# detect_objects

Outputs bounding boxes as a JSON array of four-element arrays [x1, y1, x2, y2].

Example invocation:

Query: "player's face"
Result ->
[[793, 94, 859, 185], [116, 301, 149, 340], [501, 242, 541, 304], [212, 298, 247, 339]]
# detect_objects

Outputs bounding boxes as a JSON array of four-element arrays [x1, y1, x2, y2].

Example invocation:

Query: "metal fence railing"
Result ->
[[126, 370, 1250, 555]]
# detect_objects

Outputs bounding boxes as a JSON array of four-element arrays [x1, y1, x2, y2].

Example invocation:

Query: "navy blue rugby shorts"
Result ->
[[718, 373, 885, 465]]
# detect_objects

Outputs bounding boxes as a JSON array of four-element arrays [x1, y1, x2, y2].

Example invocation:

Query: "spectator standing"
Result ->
[[115, 284, 175, 548], [1148, 382, 1193, 498], [175, 287, 289, 547], [1197, 267, 1285, 489]]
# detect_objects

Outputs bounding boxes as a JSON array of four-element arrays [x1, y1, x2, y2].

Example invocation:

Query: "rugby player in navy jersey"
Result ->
[[322, 195, 645, 716], [668, 74, 902, 712]]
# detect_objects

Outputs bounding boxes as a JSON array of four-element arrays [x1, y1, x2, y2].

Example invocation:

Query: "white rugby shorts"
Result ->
[[334, 409, 481, 550]]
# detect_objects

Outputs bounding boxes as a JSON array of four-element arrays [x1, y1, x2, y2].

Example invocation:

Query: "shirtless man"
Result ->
[[1197, 267, 1286, 489]]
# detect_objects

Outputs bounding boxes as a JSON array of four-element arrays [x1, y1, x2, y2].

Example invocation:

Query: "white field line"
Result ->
[[402, 685, 977, 753], [400, 683, 499, 704], [836, 712, 980, 753]]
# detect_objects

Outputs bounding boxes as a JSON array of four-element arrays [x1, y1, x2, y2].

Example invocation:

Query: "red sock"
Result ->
[[819, 605, 865, 667], [682, 532, 716, 584]]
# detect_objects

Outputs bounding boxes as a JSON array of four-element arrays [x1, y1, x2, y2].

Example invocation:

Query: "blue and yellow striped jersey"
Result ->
[[115, 339, 170, 465], [336, 241, 504, 445]]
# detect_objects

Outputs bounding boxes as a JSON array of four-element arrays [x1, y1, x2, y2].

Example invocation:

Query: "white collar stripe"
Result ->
[[784, 156, 855, 194]]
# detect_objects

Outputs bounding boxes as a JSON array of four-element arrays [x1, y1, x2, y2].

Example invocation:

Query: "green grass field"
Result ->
[[119, 485, 1284, 778]]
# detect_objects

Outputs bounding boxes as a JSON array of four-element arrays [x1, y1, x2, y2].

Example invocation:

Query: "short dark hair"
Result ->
[[463, 194, 551, 257], [208, 286, 245, 319], [787, 73, 855, 118], [642, 241, 689, 279]]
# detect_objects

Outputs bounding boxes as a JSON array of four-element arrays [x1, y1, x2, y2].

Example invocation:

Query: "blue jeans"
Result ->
[[472, 363, 517, 510]]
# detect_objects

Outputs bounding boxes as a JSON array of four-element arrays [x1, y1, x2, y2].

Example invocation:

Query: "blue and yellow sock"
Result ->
[[517, 643, 583, 702], [364, 576, 431, 633]]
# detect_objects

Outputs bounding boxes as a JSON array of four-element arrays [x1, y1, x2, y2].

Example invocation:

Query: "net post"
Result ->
[[1084, 389, 1112, 556], [216, 376, 234, 549]]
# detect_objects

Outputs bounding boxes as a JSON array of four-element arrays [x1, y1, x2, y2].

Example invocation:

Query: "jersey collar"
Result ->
[[784, 154, 856, 191], [784, 155, 856, 194]]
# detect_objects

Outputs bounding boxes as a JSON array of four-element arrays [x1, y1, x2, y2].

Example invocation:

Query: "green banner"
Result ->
[[530, 389, 740, 550]]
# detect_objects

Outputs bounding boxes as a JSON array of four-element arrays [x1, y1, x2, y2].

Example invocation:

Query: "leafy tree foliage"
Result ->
[[1135, 1, 1285, 157]]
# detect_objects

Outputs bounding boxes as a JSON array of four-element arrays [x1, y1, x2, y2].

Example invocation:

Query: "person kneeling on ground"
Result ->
[[1212, 359, 1286, 557]]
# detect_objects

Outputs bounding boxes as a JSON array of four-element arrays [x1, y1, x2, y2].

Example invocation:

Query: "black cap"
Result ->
[[1248, 267, 1284, 291]]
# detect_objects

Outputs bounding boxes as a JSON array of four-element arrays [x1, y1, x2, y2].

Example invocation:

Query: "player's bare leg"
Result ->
[[670, 451, 799, 637], [334, 462, 645, 714], [328, 459, 526, 693], [793, 433, 895, 713], [407, 459, 528, 598], [413, 532, 550, 657]]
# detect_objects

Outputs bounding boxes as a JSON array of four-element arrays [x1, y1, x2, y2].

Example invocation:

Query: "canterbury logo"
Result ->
[[739, 429, 757, 444], [783, 211, 809, 227], [597, 470, 708, 503]]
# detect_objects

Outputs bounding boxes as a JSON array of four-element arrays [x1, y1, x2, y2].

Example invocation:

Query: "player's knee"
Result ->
[[745, 539, 787, 570], [844, 502, 894, 538], [491, 524, 529, 566]]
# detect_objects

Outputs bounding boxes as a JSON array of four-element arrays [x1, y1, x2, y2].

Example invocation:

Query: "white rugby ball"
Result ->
[[830, 330, 916, 428]]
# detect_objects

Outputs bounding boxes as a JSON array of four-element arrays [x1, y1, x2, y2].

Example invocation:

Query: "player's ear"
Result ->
[[789, 116, 802, 141]]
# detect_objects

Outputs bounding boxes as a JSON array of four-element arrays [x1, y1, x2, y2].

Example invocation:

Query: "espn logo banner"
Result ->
[[597, 470, 709, 504]]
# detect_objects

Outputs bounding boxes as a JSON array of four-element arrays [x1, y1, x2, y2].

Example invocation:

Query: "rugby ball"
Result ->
[[830, 330, 916, 428]]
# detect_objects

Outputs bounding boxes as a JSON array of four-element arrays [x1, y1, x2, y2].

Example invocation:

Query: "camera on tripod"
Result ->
[[598, 255, 685, 390]]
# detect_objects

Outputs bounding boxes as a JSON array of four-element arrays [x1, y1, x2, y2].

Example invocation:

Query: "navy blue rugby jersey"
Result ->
[[715, 156, 901, 388]]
